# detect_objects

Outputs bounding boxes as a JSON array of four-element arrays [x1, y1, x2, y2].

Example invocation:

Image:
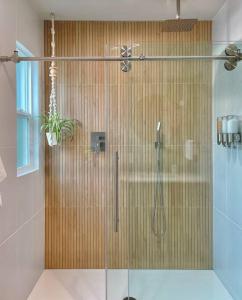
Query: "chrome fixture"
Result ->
[[176, 0, 180, 19], [157, 121, 161, 131], [155, 121, 162, 149], [114, 151, 119, 233], [224, 44, 241, 71], [120, 45, 132, 72], [217, 116, 242, 148], [1, 50, 242, 64], [1, 43, 242, 73], [152, 121, 166, 238], [91, 132, 105, 152], [163, 0, 198, 32]]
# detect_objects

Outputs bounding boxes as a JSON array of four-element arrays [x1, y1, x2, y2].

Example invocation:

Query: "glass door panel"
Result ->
[[106, 41, 214, 300], [128, 43, 213, 300]]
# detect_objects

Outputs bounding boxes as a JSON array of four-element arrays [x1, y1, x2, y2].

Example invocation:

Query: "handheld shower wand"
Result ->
[[155, 121, 161, 150], [157, 121, 161, 131]]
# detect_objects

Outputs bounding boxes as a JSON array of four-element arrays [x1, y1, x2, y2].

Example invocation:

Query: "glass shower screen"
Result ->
[[105, 41, 213, 300]]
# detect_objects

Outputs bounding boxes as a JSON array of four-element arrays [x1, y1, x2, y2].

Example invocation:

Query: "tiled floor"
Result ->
[[28, 269, 233, 300]]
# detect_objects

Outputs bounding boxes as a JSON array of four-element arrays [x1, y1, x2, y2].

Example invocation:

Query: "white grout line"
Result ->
[[212, 0, 227, 20], [214, 207, 242, 231], [0, 207, 44, 248]]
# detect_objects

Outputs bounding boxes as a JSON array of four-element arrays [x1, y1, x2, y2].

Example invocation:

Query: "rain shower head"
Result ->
[[162, 0, 198, 32], [162, 19, 198, 32]]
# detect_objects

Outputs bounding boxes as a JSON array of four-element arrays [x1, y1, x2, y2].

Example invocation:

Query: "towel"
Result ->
[[0, 155, 7, 183], [0, 155, 6, 207]]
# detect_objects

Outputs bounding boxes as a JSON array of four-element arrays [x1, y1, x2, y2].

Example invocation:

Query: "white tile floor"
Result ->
[[28, 269, 234, 300]]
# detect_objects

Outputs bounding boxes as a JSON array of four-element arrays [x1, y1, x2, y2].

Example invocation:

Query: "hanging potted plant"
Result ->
[[41, 13, 76, 147], [41, 112, 76, 146]]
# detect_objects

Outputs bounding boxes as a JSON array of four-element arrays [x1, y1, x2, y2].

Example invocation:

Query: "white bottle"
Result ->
[[227, 116, 239, 134]]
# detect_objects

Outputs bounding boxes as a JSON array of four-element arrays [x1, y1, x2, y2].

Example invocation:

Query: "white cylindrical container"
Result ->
[[239, 119, 242, 134], [217, 117, 222, 145], [217, 117, 222, 133], [222, 116, 228, 133], [227, 116, 239, 134]]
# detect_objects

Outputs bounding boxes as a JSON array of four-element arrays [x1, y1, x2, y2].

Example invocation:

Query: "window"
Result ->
[[16, 42, 39, 176]]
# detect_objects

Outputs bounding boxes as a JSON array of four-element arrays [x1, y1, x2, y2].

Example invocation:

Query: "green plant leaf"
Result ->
[[40, 112, 76, 145]]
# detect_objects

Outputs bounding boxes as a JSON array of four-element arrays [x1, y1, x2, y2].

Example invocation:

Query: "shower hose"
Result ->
[[151, 142, 166, 238]]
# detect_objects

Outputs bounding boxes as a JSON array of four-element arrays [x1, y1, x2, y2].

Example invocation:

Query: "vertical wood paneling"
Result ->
[[45, 21, 212, 269]]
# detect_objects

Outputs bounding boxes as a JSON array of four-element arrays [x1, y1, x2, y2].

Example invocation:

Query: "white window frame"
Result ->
[[16, 41, 39, 177]]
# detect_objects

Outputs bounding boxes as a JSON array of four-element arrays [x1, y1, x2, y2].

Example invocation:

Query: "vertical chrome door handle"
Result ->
[[114, 151, 119, 232]]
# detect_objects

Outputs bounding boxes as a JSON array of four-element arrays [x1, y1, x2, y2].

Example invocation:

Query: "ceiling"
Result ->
[[29, 0, 226, 21]]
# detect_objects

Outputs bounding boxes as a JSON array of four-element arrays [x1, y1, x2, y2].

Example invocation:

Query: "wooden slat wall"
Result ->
[[44, 21, 212, 269]]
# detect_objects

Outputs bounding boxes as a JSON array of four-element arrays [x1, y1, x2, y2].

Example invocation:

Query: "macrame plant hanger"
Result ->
[[44, 13, 75, 147], [49, 13, 57, 118]]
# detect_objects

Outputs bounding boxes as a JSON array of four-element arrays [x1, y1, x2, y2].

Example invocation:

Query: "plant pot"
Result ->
[[46, 132, 58, 146]]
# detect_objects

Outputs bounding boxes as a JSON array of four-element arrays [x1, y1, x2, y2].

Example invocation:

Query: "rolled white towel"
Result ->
[[0, 155, 7, 183]]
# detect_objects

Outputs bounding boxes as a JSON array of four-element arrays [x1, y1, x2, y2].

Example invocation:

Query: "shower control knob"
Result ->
[[120, 45, 132, 57]]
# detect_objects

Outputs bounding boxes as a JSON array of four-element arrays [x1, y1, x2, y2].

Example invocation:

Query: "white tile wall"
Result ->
[[0, 0, 44, 299], [213, 0, 242, 43], [213, 1, 242, 299], [0, 234, 19, 300]]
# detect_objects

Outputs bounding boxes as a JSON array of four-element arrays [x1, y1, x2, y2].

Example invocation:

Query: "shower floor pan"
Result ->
[[28, 269, 233, 300]]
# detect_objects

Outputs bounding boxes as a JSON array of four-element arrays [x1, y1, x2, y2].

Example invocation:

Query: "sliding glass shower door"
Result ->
[[128, 49, 212, 300], [105, 41, 213, 300]]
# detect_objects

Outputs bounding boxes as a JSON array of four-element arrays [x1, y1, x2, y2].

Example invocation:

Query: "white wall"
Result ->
[[213, 0, 242, 42], [213, 1, 242, 300], [0, 0, 44, 299]]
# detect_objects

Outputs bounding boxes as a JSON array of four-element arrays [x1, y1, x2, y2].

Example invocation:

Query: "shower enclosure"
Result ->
[[40, 20, 241, 300]]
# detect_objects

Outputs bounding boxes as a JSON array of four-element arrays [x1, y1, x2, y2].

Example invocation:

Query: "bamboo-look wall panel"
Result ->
[[44, 21, 212, 269]]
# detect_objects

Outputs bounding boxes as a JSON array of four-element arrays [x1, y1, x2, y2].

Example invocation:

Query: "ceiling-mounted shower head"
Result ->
[[162, 0, 198, 32]]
